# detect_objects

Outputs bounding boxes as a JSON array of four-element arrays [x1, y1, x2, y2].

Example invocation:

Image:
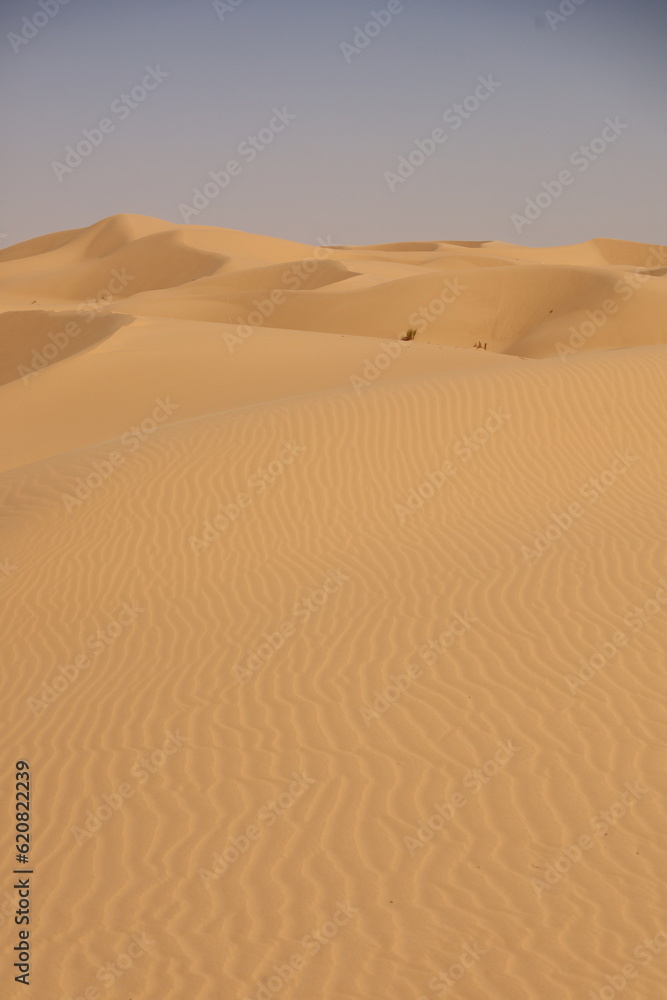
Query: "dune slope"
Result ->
[[1, 216, 666, 1000]]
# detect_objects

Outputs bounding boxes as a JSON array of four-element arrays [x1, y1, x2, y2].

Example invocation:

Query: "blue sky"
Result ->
[[2, 0, 666, 247]]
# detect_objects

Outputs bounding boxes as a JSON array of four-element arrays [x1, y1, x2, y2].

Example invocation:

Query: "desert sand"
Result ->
[[1, 214, 666, 999]]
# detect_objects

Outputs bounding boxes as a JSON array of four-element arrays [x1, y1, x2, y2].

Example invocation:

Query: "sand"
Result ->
[[1, 214, 666, 999]]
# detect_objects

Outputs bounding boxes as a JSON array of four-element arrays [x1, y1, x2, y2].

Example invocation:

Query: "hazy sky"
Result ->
[[2, 0, 666, 248]]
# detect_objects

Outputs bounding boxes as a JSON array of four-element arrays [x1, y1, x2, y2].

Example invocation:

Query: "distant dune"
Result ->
[[1, 216, 666, 999]]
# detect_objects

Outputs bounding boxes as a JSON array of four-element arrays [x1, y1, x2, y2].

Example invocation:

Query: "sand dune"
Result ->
[[1, 216, 666, 999], [0, 308, 133, 388], [1, 214, 665, 366]]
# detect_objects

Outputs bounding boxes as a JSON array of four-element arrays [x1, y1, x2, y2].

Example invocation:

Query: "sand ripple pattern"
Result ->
[[1, 342, 666, 998]]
